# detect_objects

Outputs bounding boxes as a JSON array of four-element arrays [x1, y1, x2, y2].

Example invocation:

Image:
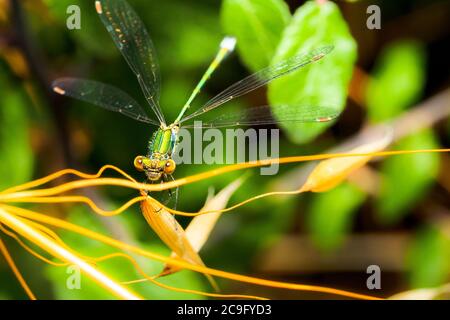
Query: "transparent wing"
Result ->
[[182, 105, 339, 128], [95, 0, 165, 124], [180, 46, 334, 124], [52, 78, 159, 125]]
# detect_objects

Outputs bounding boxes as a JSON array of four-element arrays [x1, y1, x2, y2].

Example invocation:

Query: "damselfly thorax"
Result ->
[[134, 124, 179, 181]]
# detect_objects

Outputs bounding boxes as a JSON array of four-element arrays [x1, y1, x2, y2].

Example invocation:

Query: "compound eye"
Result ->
[[134, 156, 145, 171], [164, 159, 176, 174]]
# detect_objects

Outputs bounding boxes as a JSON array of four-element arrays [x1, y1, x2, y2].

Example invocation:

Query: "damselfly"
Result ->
[[52, 0, 338, 186]]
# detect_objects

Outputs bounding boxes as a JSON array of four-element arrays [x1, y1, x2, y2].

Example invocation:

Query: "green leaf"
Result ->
[[407, 226, 450, 289], [221, 0, 291, 71], [307, 183, 366, 251], [376, 129, 440, 224], [268, 1, 357, 144], [366, 40, 426, 122], [0, 88, 34, 191]]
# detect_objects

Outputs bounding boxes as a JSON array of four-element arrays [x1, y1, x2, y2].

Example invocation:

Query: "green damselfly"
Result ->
[[52, 0, 338, 187]]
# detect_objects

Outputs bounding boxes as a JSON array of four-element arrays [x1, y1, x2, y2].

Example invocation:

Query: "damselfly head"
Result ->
[[134, 155, 175, 181]]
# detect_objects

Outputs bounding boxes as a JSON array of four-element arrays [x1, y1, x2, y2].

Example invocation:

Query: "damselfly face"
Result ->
[[134, 156, 176, 182]]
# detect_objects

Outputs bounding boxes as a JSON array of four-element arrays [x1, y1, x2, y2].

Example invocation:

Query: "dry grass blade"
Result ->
[[0, 237, 36, 300], [302, 129, 393, 192], [4, 204, 382, 299], [0, 207, 142, 300], [0, 150, 448, 203], [389, 283, 450, 300], [160, 178, 244, 276], [139, 191, 219, 291]]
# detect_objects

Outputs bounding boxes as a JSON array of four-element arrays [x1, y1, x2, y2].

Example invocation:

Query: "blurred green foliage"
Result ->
[[408, 226, 450, 289], [365, 41, 445, 287], [366, 41, 426, 122], [0, 68, 34, 191], [376, 129, 439, 223], [44, 0, 116, 56], [307, 183, 366, 251], [365, 41, 440, 223]]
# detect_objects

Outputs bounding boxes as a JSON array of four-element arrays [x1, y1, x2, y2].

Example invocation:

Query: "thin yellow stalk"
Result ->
[[0, 236, 36, 300], [0, 149, 448, 202], [0, 223, 67, 267], [150, 190, 301, 217], [1, 223, 266, 299], [301, 130, 392, 192], [96, 252, 268, 300], [161, 178, 245, 276], [0, 208, 142, 300], [0, 165, 137, 195], [139, 191, 220, 291], [390, 284, 450, 300], [132, 134, 394, 217], [6, 205, 382, 300], [1, 195, 147, 216]]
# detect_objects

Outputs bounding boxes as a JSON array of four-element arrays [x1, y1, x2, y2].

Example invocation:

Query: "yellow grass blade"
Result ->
[[0, 237, 36, 300], [389, 284, 450, 300], [5, 205, 382, 300], [301, 130, 393, 192], [1, 216, 265, 299], [185, 178, 243, 251], [139, 191, 219, 291], [97, 252, 268, 300], [0, 164, 137, 195], [0, 223, 67, 267], [2, 195, 147, 216], [0, 207, 142, 300], [1, 149, 447, 203], [161, 178, 243, 276]]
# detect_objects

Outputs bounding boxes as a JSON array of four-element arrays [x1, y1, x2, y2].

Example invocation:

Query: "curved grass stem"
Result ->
[[2, 149, 448, 300], [0, 149, 447, 202], [0, 236, 36, 300], [0, 207, 142, 300], [4, 205, 382, 300], [0, 164, 137, 195]]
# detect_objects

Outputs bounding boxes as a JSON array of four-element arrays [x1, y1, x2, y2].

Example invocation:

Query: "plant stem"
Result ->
[[0, 236, 36, 300], [0, 208, 142, 300]]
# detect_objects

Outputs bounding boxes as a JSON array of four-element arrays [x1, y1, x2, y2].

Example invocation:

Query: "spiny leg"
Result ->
[[163, 174, 179, 231], [158, 176, 173, 208], [166, 174, 179, 211]]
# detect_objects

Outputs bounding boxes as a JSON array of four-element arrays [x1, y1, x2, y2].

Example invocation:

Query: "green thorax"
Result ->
[[148, 126, 178, 158]]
